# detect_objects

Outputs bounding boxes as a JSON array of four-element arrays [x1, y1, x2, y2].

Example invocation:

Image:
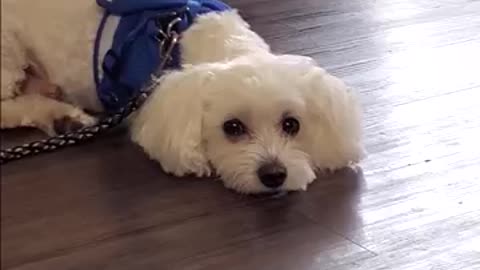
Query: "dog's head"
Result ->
[[131, 54, 363, 193]]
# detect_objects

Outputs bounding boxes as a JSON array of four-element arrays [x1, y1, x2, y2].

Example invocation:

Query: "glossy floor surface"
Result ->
[[2, 0, 480, 269]]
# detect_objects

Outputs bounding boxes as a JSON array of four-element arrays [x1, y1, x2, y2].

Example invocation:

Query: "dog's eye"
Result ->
[[282, 117, 300, 136], [223, 119, 247, 137]]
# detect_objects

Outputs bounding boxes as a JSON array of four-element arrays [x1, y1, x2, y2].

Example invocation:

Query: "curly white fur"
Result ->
[[1, 1, 364, 193]]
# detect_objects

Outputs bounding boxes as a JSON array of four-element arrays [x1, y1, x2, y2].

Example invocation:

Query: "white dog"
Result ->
[[1, 0, 364, 193]]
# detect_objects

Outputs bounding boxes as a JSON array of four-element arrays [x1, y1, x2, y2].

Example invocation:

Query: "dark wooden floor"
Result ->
[[2, 0, 480, 269]]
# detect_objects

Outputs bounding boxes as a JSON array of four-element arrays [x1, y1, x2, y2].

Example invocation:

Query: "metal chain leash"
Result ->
[[0, 18, 181, 165]]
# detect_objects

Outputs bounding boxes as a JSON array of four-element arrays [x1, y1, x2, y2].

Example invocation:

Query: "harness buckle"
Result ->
[[102, 49, 122, 79]]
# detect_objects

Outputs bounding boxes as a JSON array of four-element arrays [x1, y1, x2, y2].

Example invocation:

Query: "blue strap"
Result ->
[[93, 12, 110, 88], [96, 0, 230, 16], [94, 0, 231, 112]]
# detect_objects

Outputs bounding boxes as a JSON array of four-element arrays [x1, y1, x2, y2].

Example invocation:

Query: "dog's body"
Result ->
[[1, 0, 364, 193]]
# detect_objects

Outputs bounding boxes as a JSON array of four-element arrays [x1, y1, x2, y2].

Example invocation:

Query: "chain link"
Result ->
[[0, 20, 180, 165]]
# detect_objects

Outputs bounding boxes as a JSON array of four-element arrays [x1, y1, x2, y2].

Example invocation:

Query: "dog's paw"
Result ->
[[49, 109, 96, 135]]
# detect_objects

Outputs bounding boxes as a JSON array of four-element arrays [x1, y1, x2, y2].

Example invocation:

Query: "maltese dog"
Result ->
[[1, 1, 363, 193]]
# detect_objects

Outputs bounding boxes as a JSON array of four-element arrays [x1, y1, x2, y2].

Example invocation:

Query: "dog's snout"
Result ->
[[257, 162, 287, 188]]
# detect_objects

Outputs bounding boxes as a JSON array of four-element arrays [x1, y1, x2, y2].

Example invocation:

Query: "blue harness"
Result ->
[[94, 0, 231, 112]]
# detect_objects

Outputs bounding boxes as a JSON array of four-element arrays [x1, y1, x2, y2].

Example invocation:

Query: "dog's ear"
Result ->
[[300, 66, 365, 170], [131, 68, 213, 177]]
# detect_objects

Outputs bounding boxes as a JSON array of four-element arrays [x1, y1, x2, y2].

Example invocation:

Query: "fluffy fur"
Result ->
[[1, 1, 364, 193]]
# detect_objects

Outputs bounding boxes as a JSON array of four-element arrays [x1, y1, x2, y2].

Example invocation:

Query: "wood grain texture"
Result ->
[[2, 0, 480, 269]]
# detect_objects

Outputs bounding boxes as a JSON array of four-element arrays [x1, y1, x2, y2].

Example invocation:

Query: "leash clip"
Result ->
[[151, 16, 182, 83], [160, 31, 180, 70]]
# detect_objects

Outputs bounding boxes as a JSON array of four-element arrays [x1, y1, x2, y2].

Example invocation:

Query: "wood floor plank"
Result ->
[[167, 223, 376, 270], [4, 200, 329, 270]]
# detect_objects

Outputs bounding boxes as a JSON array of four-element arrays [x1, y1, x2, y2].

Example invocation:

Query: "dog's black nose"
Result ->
[[257, 162, 287, 188]]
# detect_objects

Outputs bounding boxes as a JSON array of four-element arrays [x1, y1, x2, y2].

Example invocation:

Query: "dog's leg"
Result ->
[[1, 27, 28, 101], [1, 23, 96, 135], [1, 94, 96, 136]]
